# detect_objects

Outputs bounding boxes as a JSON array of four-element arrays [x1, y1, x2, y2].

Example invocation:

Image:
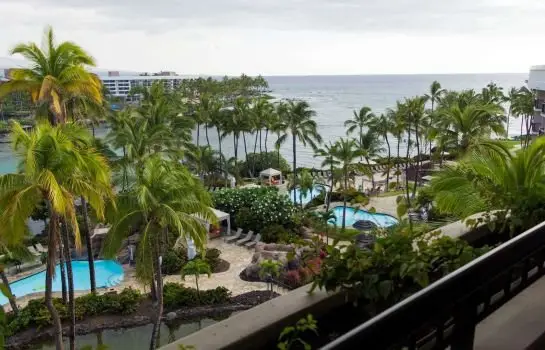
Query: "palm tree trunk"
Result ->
[[264, 129, 269, 166], [46, 211, 64, 350], [217, 128, 225, 186], [412, 123, 420, 198], [195, 275, 200, 304], [58, 237, 68, 304], [385, 134, 391, 192], [196, 124, 200, 148], [292, 134, 297, 205], [81, 197, 96, 293], [205, 124, 210, 148], [366, 158, 374, 190], [405, 129, 412, 208], [233, 135, 238, 163], [520, 117, 524, 147], [242, 132, 249, 169], [252, 132, 259, 176], [396, 135, 401, 187], [342, 166, 348, 231], [0, 267, 18, 314], [61, 219, 75, 350], [149, 235, 164, 350], [326, 162, 334, 212]]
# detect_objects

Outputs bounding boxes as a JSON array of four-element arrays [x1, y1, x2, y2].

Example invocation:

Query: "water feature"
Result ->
[[289, 185, 326, 205], [0, 260, 124, 306], [30, 317, 220, 350], [329, 206, 398, 228]]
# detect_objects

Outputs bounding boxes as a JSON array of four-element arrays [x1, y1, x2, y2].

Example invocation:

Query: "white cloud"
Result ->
[[0, 0, 541, 75]]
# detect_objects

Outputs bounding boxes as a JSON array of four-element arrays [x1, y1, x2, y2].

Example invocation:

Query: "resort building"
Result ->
[[101, 71, 185, 102], [528, 65, 545, 133]]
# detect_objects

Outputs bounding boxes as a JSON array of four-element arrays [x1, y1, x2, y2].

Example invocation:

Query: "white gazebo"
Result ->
[[192, 207, 231, 239], [260, 168, 283, 186]]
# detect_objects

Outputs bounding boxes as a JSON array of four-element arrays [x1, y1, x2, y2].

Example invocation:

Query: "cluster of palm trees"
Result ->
[[0, 27, 213, 350]]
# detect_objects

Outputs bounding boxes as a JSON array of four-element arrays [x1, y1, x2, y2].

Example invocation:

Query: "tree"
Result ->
[[387, 105, 406, 187], [330, 138, 361, 230], [345, 107, 375, 159], [0, 121, 112, 350], [298, 169, 315, 209], [505, 87, 518, 139], [510, 87, 535, 148], [424, 81, 446, 159], [276, 100, 322, 205], [314, 142, 341, 212], [104, 156, 214, 350], [429, 139, 545, 233], [405, 97, 427, 198], [0, 27, 102, 125], [359, 131, 385, 191], [181, 258, 212, 303], [185, 145, 223, 182], [369, 114, 393, 191], [259, 259, 282, 299]]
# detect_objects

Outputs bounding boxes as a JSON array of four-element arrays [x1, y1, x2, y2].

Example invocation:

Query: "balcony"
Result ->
[[160, 221, 545, 350]]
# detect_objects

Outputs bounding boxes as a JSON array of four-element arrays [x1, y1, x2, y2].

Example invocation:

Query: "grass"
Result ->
[[378, 189, 405, 197]]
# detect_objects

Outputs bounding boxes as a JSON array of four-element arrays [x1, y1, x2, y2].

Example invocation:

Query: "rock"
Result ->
[[166, 312, 177, 321]]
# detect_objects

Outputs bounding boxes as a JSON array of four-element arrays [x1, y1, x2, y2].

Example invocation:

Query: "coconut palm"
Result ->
[[273, 102, 288, 169], [505, 87, 519, 139], [181, 258, 212, 304], [345, 106, 375, 164], [276, 100, 322, 205], [330, 138, 361, 230], [510, 87, 535, 148], [0, 121, 112, 350], [359, 131, 385, 191], [429, 138, 545, 233], [425, 81, 446, 158], [369, 114, 393, 191], [314, 142, 341, 212], [0, 27, 102, 125], [104, 156, 214, 350], [298, 169, 315, 209], [387, 105, 406, 187], [185, 145, 224, 182]]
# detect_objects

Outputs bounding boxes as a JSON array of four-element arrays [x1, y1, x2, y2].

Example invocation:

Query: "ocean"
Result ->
[[0, 73, 528, 174]]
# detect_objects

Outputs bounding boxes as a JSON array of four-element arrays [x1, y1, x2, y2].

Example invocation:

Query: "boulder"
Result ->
[[165, 312, 177, 321]]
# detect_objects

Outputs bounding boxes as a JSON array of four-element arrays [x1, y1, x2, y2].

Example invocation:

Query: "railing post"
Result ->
[[451, 298, 477, 350]]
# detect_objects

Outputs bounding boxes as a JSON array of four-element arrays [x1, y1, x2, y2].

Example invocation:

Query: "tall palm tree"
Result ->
[[345, 106, 375, 162], [209, 101, 227, 181], [104, 156, 214, 350], [359, 131, 385, 191], [314, 142, 341, 212], [505, 87, 519, 139], [276, 100, 322, 204], [330, 138, 361, 230], [405, 97, 427, 198], [273, 102, 288, 169], [387, 105, 405, 187], [0, 122, 112, 350], [369, 114, 393, 191], [425, 81, 446, 158], [511, 87, 535, 148], [185, 145, 223, 182], [0, 27, 102, 125], [298, 169, 315, 208]]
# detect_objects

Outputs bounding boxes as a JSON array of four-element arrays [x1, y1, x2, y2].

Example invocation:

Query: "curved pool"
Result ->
[[329, 206, 398, 228], [0, 260, 124, 306], [289, 185, 326, 206]]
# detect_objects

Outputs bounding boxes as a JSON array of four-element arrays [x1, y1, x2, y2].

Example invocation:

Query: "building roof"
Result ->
[[260, 168, 282, 176]]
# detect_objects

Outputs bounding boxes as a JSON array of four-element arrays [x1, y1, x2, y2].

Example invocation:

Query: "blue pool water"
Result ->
[[289, 185, 326, 205], [330, 206, 398, 228], [0, 260, 124, 306]]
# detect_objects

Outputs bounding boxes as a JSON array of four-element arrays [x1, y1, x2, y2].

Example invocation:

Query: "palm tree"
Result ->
[[298, 169, 315, 208], [209, 101, 226, 181], [429, 139, 545, 232], [435, 100, 505, 153], [273, 102, 288, 169], [181, 259, 212, 304], [104, 156, 214, 350], [405, 97, 427, 198], [511, 87, 535, 148], [314, 142, 341, 212], [276, 100, 322, 205], [185, 145, 223, 182], [425, 81, 446, 158], [345, 107, 375, 163], [0, 122, 112, 350], [359, 131, 384, 191], [0, 27, 102, 125], [369, 114, 393, 191], [505, 87, 519, 139], [387, 105, 405, 188], [330, 138, 361, 230]]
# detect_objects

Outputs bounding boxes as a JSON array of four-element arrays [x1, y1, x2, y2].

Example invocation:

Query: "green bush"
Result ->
[[163, 283, 231, 309], [203, 248, 221, 270], [7, 288, 142, 336], [261, 224, 299, 244], [162, 248, 188, 275], [213, 187, 296, 232]]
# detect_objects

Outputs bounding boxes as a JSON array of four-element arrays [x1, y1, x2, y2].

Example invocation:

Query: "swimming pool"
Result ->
[[289, 185, 326, 205], [0, 260, 124, 306], [329, 206, 398, 228]]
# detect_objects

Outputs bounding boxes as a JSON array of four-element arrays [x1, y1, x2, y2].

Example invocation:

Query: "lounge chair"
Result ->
[[27, 246, 41, 256], [225, 228, 243, 243], [245, 233, 261, 249], [35, 243, 47, 253], [236, 231, 254, 245]]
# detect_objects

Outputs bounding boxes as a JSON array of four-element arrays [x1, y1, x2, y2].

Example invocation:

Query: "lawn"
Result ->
[[499, 140, 520, 149]]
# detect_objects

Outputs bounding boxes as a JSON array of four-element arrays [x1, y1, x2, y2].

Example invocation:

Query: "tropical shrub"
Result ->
[[312, 225, 488, 309], [162, 248, 223, 275], [261, 224, 298, 243], [163, 283, 231, 309], [6, 288, 142, 336], [213, 187, 296, 232]]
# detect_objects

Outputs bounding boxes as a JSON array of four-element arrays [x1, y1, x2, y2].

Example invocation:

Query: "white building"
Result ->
[[528, 66, 545, 133], [100, 71, 185, 102]]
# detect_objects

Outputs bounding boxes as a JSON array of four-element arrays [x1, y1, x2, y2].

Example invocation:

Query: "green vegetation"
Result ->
[[277, 314, 318, 350], [181, 259, 212, 303], [163, 283, 230, 309]]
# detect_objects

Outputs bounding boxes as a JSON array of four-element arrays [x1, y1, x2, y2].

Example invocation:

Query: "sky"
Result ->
[[0, 0, 543, 76]]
